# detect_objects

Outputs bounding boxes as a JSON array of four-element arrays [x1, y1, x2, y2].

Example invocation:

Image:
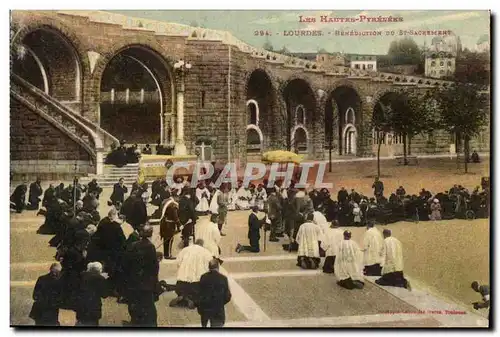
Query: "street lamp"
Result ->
[[173, 59, 192, 156]]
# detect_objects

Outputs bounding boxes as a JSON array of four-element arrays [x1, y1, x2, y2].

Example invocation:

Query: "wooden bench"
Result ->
[[395, 155, 418, 165]]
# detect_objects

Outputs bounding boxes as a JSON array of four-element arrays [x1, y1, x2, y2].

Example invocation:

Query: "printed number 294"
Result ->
[[254, 30, 272, 36]]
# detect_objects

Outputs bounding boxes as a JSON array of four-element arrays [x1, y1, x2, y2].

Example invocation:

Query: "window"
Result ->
[[201, 91, 205, 108], [248, 104, 257, 125], [440, 61, 444, 66], [447, 61, 452, 67], [354, 64, 360, 69], [431, 61, 436, 67], [322, 56, 325, 61], [440, 70, 445, 74], [296, 105, 306, 125], [367, 64, 373, 69], [362, 64, 366, 70]]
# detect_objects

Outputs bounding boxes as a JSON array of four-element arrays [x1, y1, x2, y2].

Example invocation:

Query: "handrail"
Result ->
[[11, 73, 119, 149]]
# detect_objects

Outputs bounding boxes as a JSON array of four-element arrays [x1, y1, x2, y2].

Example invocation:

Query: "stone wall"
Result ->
[[10, 97, 92, 179]]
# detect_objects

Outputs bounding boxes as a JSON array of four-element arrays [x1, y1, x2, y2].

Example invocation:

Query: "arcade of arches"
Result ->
[[99, 47, 174, 145]]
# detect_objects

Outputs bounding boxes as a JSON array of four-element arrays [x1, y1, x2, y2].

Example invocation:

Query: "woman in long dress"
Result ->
[[195, 182, 210, 214]]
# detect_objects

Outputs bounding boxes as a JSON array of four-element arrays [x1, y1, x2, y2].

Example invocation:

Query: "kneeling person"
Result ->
[[375, 229, 411, 290], [296, 213, 323, 269], [195, 214, 222, 263], [321, 220, 343, 274], [335, 230, 365, 289], [171, 239, 213, 309]]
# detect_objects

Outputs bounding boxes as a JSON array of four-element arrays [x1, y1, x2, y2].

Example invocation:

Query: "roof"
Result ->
[[288, 52, 317, 61], [347, 54, 378, 61], [431, 36, 444, 45], [425, 51, 455, 58]]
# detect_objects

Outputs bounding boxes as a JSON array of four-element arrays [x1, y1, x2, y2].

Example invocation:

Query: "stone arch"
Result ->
[[96, 44, 175, 144], [246, 99, 259, 125], [342, 123, 357, 155], [345, 107, 355, 125], [12, 24, 84, 102], [15, 45, 49, 94], [246, 124, 264, 145], [290, 125, 309, 153], [295, 104, 306, 125]]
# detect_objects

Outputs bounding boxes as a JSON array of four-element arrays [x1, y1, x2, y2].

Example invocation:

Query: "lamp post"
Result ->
[[173, 59, 192, 156]]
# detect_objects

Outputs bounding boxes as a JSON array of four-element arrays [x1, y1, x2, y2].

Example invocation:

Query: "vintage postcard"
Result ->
[[9, 10, 490, 328]]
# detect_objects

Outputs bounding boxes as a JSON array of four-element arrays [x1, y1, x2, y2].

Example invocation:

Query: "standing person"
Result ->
[[254, 184, 267, 211], [372, 177, 384, 200], [375, 229, 411, 290], [321, 220, 343, 274], [352, 202, 362, 226], [195, 182, 211, 214], [198, 259, 232, 328], [430, 199, 442, 221], [335, 231, 365, 289], [216, 185, 230, 236], [27, 178, 43, 210], [159, 191, 181, 260], [75, 262, 109, 326], [109, 178, 128, 207], [87, 179, 103, 200], [126, 225, 159, 326], [179, 188, 197, 248], [29, 263, 63, 326], [235, 206, 265, 253], [170, 239, 213, 309], [267, 190, 283, 242], [362, 222, 384, 276]]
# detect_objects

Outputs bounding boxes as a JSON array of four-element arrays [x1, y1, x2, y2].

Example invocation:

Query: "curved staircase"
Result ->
[[10, 74, 120, 177]]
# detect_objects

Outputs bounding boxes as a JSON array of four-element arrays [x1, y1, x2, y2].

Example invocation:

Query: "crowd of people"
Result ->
[[11, 170, 490, 327], [105, 139, 174, 167]]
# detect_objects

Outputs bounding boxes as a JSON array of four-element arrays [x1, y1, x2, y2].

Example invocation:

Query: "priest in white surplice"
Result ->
[[195, 182, 210, 214], [296, 213, 324, 269], [170, 239, 214, 309], [362, 221, 385, 276], [227, 184, 237, 211], [235, 186, 250, 210], [195, 214, 222, 262], [335, 230, 365, 289], [321, 220, 344, 274], [375, 229, 411, 290], [313, 211, 330, 234]]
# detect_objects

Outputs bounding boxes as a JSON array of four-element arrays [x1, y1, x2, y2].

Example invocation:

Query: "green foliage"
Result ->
[[434, 83, 489, 138], [387, 37, 421, 65], [454, 50, 490, 85], [263, 40, 274, 52]]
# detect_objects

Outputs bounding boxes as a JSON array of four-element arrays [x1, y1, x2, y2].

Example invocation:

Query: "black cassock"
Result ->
[[76, 271, 109, 326], [10, 184, 27, 213], [27, 182, 43, 210], [90, 217, 126, 276], [198, 270, 232, 328], [121, 195, 147, 230], [110, 183, 128, 206], [29, 273, 63, 326], [179, 195, 197, 246]]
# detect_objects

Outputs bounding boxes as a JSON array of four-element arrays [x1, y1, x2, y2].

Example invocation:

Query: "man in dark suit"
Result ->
[[198, 259, 232, 328], [75, 262, 109, 326], [236, 206, 265, 253], [109, 178, 128, 208], [29, 262, 63, 326], [126, 225, 159, 327]]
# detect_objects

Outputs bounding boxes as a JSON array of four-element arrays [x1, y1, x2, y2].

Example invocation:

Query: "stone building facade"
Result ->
[[10, 10, 490, 179]]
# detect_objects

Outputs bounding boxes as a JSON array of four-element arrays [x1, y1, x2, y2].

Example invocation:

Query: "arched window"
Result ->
[[295, 105, 306, 125], [431, 61, 436, 67], [246, 100, 259, 125], [246, 128, 261, 145], [345, 107, 355, 125]]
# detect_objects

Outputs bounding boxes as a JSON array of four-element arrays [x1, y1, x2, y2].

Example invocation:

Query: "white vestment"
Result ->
[[195, 187, 210, 212], [209, 189, 221, 214], [296, 222, 323, 258], [176, 244, 213, 283], [321, 227, 344, 257], [172, 183, 184, 196], [334, 239, 364, 281], [382, 236, 404, 274], [195, 218, 221, 258], [227, 188, 237, 211], [254, 189, 267, 210], [235, 187, 250, 210], [313, 211, 330, 233], [363, 227, 385, 266]]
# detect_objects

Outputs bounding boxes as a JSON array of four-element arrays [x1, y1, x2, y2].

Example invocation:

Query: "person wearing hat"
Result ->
[[375, 229, 411, 290], [334, 230, 365, 289], [430, 198, 442, 221]]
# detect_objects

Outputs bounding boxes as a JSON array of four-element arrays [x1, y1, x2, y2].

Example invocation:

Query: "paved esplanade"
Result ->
[[10, 186, 487, 327]]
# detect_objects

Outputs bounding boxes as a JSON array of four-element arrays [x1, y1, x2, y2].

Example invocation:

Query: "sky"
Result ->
[[109, 10, 490, 54]]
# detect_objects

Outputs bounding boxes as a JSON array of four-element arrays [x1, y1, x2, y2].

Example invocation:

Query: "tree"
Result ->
[[372, 101, 393, 178], [386, 90, 438, 164], [434, 83, 489, 173], [317, 47, 328, 54], [387, 37, 421, 65], [277, 45, 290, 55], [263, 40, 274, 52], [454, 50, 490, 86]]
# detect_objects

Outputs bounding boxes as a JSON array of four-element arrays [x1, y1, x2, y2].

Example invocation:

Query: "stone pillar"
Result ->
[[96, 151, 104, 175], [174, 78, 187, 156]]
